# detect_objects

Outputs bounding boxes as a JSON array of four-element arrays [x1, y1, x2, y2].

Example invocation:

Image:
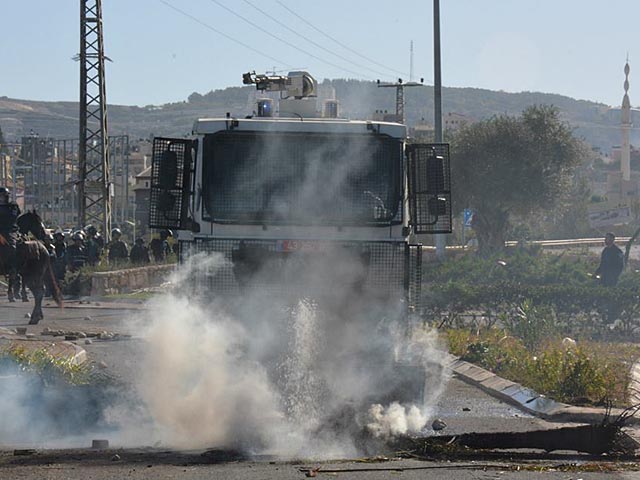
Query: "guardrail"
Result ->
[[420, 237, 630, 251]]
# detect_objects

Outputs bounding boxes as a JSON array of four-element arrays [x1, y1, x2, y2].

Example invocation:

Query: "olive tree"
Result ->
[[451, 105, 584, 254]]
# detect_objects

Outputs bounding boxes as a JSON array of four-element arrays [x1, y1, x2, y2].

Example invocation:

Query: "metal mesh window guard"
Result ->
[[182, 239, 408, 299], [407, 143, 452, 234], [149, 138, 193, 229], [202, 132, 402, 225]]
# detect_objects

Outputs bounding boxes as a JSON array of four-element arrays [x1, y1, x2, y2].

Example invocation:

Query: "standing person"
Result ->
[[130, 237, 150, 265], [150, 229, 172, 263], [52, 229, 67, 281], [0, 187, 21, 262], [84, 225, 103, 266], [0, 187, 21, 301], [595, 232, 624, 287], [108, 228, 129, 266], [66, 231, 87, 272]]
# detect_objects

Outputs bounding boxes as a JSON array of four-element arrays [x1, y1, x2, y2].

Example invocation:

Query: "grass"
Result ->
[[446, 328, 640, 407], [0, 346, 91, 386]]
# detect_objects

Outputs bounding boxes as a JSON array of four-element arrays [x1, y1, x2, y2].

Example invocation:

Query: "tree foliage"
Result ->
[[451, 105, 585, 254]]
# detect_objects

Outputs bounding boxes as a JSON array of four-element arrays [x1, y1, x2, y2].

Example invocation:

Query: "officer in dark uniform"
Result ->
[[130, 237, 150, 265], [84, 225, 102, 265], [52, 229, 67, 281], [108, 228, 129, 266], [150, 229, 172, 263], [0, 187, 21, 271], [65, 231, 88, 272]]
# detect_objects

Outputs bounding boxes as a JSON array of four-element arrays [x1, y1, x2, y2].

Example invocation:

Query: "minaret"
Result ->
[[622, 59, 631, 181]]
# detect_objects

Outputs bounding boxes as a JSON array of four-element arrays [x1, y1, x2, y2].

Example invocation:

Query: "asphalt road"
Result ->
[[1, 296, 637, 477], [1, 454, 639, 480]]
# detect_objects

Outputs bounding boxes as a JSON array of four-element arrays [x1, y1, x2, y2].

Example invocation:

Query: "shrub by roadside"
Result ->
[[446, 328, 638, 407]]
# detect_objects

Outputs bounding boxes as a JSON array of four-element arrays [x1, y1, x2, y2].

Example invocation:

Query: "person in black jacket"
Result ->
[[0, 187, 21, 270], [130, 237, 150, 265], [595, 232, 624, 287], [108, 228, 129, 266]]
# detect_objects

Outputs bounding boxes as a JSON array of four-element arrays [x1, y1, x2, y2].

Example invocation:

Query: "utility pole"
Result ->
[[433, 0, 446, 258], [78, 0, 111, 238], [377, 78, 424, 125]]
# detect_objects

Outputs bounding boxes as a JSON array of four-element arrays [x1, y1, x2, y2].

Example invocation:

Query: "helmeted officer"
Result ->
[[84, 224, 103, 266], [65, 231, 87, 272], [130, 237, 150, 265], [150, 229, 172, 262], [108, 228, 129, 265], [52, 229, 67, 281], [0, 187, 21, 270]]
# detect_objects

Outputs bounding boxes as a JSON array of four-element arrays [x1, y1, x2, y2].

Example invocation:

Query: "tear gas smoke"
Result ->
[[130, 252, 448, 456]]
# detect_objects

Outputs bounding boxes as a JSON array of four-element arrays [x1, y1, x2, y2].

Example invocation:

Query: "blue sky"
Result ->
[[2, 0, 637, 107]]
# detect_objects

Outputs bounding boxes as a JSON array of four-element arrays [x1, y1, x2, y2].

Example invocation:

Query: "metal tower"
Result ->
[[377, 78, 424, 125], [79, 0, 111, 237]]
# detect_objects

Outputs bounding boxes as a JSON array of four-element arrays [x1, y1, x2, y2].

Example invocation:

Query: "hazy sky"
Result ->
[[2, 0, 637, 107]]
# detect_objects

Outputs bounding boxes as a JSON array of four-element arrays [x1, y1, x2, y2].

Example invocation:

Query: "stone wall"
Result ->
[[90, 264, 175, 296]]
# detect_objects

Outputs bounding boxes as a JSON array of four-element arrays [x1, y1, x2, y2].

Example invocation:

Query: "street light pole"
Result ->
[[433, 0, 446, 258]]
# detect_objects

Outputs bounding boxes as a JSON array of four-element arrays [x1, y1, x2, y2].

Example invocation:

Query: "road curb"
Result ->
[[442, 353, 636, 424], [0, 339, 87, 365]]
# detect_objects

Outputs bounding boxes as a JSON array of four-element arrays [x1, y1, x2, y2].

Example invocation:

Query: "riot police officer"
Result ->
[[52, 229, 67, 281], [66, 231, 87, 272], [0, 187, 21, 271], [150, 229, 172, 262], [108, 228, 129, 266], [84, 225, 103, 266]]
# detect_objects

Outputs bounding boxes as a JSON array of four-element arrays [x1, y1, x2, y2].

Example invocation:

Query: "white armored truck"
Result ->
[[148, 71, 451, 406]]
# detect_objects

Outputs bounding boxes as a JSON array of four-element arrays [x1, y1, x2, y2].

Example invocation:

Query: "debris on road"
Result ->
[[13, 449, 36, 456], [40, 327, 130, 341], [431, 419, 447, 431], [92, 439, 109, 449], [394, 423, 640, 456]]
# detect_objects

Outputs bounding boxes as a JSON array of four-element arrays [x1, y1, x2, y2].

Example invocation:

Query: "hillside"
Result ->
[[1, 79, 637, 150]]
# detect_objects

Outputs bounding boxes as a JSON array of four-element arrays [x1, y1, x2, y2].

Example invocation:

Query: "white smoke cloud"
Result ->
[[127, 252, 449, 456]]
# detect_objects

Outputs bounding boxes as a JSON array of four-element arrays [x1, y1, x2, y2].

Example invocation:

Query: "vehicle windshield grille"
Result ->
[[202, 131, 402, 225]]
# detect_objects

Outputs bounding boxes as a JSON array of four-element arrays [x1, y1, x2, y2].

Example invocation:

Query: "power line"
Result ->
[[159, 0, 292, 68], [208, 0, 371, 79], [275, 0, 408, 78], [241, 0, 393, 79]]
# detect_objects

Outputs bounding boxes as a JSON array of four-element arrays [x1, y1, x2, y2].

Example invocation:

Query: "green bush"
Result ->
[[423, 250, 640, 339], [447, 328, 628, 406]]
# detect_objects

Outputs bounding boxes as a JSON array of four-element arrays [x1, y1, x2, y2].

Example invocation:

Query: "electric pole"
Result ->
[[78, 0, 111, 238], [433, 0, 446, 258], [377, 78, 424, 125]]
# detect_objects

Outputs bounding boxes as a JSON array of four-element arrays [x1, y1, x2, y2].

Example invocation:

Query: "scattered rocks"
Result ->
[[41, 328, 126, 341], [431, 418, 447, 431]]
